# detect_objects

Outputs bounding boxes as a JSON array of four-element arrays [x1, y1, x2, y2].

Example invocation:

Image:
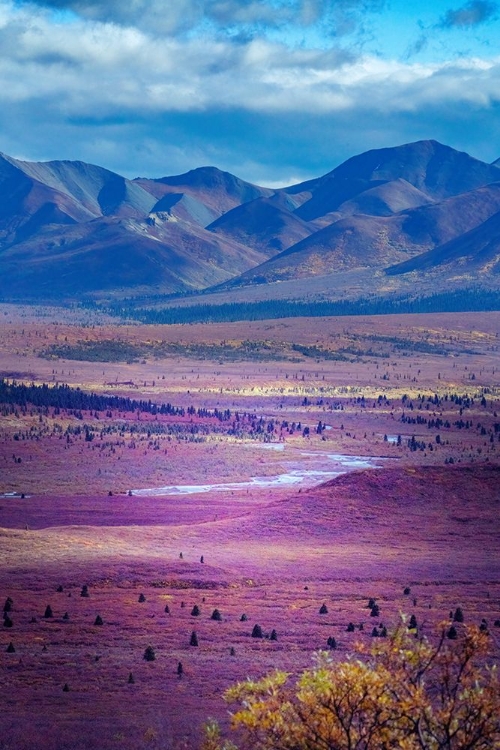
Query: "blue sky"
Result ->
[[0, 0, 499, 185]]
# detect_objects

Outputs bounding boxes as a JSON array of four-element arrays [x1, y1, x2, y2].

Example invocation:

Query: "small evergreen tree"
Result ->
[[144, 645, 156, 661], [319, 603, 328, 614], [44, 605, 53, 618], [191, 605, 201, 616], [80, 585, 89, 598], [251, 624, 263, 639], [128, 672, 135, 684], [211, 609, 222, 621], [190, 631, 199, 647], [270, 629, 278, 641], [177, 661, 183, 677], [453, 607, 464, 623], [138, 593, 146, 603], [6, 641, 15, 653], [94, 615, 103, 626]]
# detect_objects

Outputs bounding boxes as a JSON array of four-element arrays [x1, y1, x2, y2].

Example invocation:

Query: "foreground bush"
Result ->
[[203, 619, 499, 750]]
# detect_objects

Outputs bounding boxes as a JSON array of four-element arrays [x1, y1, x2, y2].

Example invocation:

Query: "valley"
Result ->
[[0, 307, 499, 749]]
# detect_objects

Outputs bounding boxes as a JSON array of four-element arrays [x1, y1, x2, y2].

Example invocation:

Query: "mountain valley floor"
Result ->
[[0, 307, 499, 749]]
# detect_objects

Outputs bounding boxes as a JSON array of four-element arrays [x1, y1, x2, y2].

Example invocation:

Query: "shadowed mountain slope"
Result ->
[[208, 195, 315, 255], [294, 140, 500, 223], [386, 209, 500, 277], [1, 141, 500, 300], [135, 166, 273, 220], [224, 182, 500, 285]]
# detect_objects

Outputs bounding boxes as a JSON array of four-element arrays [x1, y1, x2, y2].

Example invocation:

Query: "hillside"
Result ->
[[0, 140, 499, 302]]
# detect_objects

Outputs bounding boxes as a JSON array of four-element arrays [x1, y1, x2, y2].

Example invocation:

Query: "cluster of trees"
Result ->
[[100, 288, 500, 326], [203, 621, 499, 750], [0, 380, 235, 424]]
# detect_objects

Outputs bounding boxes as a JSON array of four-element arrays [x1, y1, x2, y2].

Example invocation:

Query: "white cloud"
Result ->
[[0, 0, 499, 183]]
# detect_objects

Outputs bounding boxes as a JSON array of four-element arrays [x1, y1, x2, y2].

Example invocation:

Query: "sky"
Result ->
[[0, 0, 499, 186]]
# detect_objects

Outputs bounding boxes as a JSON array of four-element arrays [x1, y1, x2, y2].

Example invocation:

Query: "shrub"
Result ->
[[251, 624, 263, 639], [319, 604, 328, 614], [447, 625, 458, 640], [367, 598, 376, 609], [190, 631, 199, 647], [403, 587, 411, 595], [138, 593, 146, 603], [210, 621, 500, 750], [6, 641, 15, 653], [177, 661, 183, 677], [372, 627, 379, 637], [44, 605, 53, 618], [164, 605, 170, 614], [211, 609, 222, 621], [62, 683, 70, 692], [409, 614, 417, 629], [144, 646, 156, 661], [230, 647, 236, 656], [191, 605, 201, 617], [128, 672, 135, 684], [327, 636, 337, 650], [94, 615, 103, 626], [63, 612, 70, 621], [80, 585, 89, 598], [3, 615, 13, 628], [346, 622, 355, 632], [56, 585, 63, 593], [453, 607, 464, 623], [270, 629, 278, 641], [370, 604, 380, 618], [240, 614, 248, 622]]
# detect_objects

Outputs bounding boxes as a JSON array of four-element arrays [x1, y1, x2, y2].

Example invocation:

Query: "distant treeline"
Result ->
[[102, 288, 500, 325], [0, 379, 233, 421]]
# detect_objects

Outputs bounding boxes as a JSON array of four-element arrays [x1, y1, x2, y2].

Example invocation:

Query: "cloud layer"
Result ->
[[1, 0, 499, 184]]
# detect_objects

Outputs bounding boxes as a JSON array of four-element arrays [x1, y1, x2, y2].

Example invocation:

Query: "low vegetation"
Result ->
[[204, 621, 499, 750]]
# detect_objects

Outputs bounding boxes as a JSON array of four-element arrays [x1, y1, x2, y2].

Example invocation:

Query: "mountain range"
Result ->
[[1, 139, 499, 302]]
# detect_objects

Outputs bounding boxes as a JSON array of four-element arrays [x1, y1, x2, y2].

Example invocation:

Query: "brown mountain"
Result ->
[[293, 139, 500, 222], [0, 160, 271, 298], [224, 182, 500, 285], [207, 194, 314, 255], [1, 141, 500, 301], [386, 209, 500, 277]]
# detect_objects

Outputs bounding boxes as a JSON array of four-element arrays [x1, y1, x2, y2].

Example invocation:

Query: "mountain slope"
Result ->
[[294, 140, 500, 223], [135, 166, 273, 221], [224, 182, 500, 285], [208, 195, 314, 255], [1, 140, 500, 301], [386, 209, 500, 277], [0, 215, 269, 297]]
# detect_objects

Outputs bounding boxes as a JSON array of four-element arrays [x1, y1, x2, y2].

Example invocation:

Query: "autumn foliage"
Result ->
[[203, 619, 499, 750]]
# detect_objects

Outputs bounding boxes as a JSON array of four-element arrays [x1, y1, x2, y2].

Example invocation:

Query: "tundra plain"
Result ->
[[0, 307, 499, 749]]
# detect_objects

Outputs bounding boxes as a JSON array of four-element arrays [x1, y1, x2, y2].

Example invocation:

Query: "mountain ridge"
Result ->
[[0, 140, 499, 302]]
